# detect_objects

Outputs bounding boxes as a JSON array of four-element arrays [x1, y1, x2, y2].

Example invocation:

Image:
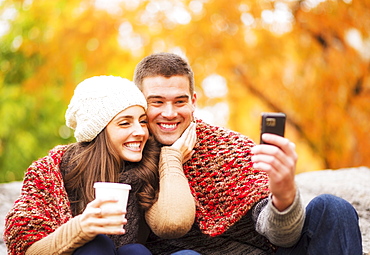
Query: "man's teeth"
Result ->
[[161, 123, 177, 129], [126, 143, 140, 149]]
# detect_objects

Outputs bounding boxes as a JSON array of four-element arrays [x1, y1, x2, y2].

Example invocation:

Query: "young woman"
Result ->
[[4, 75, 196, 255]]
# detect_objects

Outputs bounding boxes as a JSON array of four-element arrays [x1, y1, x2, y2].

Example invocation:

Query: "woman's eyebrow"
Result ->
[[114, 113, 147, 121]]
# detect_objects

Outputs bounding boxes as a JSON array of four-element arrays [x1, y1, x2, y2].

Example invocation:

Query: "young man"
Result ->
[[133, 52, 362, 255]]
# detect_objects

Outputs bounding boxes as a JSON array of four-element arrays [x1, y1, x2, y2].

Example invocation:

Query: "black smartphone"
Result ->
[[260, 112, 286, 144]]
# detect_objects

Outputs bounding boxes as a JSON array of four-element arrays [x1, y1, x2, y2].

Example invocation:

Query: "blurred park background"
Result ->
[[0, 0, 369, 183]]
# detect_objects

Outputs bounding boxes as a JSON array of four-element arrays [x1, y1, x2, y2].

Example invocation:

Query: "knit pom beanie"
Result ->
[[66, 75, 147, 142]]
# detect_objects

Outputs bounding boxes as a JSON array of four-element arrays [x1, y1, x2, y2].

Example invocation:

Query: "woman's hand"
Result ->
[[79, 199, 127, 238], [171, 122, 197, 163]]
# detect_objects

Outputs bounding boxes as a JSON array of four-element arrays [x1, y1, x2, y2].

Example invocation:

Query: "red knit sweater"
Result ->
[[4, 145, 72, 254], [183, 119, 270, 236]]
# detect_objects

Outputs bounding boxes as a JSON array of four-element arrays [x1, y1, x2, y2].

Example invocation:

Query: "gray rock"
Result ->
[[0, 181, 22, 255], [1, 167, 369, 254], [295, 166, 370, 254]]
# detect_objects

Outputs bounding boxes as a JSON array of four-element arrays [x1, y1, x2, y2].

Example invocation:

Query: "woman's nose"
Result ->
[[132, 122, 146, 136]]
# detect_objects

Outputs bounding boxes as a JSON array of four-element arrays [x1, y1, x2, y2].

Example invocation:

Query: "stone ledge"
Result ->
[[295, 166, 370, 253]]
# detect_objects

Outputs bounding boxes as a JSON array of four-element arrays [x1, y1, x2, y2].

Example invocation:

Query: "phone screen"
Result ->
[[260, 112, 286, 144]]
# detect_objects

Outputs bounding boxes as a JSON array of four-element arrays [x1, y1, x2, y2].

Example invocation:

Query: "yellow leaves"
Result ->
[[1, 0, 370, 179]]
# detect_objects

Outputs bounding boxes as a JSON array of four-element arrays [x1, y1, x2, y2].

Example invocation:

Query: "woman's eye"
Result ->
[[119, 122, 130, 126], [140, 119, 148, 125]]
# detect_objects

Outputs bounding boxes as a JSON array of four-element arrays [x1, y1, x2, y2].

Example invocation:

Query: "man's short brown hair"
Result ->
[[133, 52, 195, 97]]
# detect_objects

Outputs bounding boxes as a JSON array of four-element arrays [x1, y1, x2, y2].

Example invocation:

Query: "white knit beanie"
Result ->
[[65, 75, 147, 142]]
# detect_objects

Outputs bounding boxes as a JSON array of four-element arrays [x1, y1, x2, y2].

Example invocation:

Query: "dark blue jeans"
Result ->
[[276, 194, 362, 255], [73, 234, 152, 255], [171, 194, 362, 255]]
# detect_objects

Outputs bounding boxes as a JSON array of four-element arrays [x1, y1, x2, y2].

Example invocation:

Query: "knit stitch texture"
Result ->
[[183, 119, 270, 236], [3, 144, 149, 254], [4, 145, 72, 254], [66, 75, 147, 142]]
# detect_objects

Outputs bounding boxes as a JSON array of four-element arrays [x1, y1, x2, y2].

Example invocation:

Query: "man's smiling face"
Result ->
[[141, 75, 196, 145]]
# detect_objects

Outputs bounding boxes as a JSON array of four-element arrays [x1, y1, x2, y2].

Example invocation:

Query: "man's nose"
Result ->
[[161, 103, 178, 119]]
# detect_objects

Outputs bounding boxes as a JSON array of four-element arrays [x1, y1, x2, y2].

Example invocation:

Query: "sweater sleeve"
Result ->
[[25, 215, 94, 255], [254, 188, 305, 247], [3, 146, 89, 255], [145, 147, 196, 239]]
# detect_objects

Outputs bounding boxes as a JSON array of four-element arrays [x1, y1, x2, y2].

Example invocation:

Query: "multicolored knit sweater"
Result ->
[[4, 145, 74, 254], [146, 119, 305, 255], [3, 144, 146, 255], [4, 142, 196, 255], [185, 119, 270, 236]]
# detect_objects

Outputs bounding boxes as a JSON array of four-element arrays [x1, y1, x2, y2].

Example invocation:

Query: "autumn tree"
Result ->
[[0, 0, 369, 182], [123, 0, 370, 170]]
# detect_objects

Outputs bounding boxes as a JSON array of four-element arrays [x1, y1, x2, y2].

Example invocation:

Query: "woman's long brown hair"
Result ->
[[63, 128, 160, 216]]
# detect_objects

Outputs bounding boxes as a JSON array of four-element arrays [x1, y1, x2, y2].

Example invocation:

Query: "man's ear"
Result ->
[[191, 92, 197, 109]]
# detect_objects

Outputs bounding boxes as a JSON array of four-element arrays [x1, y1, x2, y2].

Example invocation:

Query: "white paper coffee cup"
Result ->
[[94, 182, 131, 230]]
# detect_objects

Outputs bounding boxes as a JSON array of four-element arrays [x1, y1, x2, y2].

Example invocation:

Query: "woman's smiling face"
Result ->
[[106, 105, 149, 162]]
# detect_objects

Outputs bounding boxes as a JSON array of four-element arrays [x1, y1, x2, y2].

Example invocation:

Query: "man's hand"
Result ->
[[251, 133, 298, 211], [171, 122, 197, 163]]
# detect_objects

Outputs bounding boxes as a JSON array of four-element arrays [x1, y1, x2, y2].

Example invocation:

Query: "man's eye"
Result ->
[[140, 120, 148, 125], [149, 101, 163, 105]]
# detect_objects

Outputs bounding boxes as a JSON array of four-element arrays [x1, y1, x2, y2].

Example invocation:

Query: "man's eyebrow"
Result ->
[[147, 95, 165, 100], [146, 95, 189, 100], [175, 95, 190, 99]]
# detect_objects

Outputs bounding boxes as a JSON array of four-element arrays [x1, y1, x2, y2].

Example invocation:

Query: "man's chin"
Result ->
[[155, 135, 178, 146]]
